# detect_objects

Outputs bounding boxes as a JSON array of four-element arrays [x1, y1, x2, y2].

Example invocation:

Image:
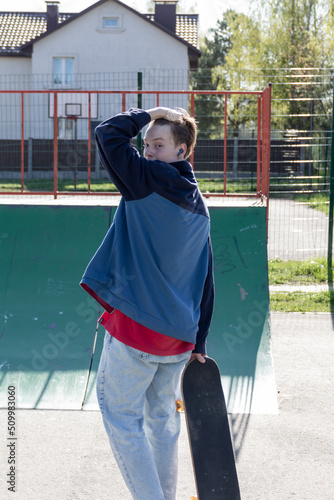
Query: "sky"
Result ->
[[2, 0, 250, 35]]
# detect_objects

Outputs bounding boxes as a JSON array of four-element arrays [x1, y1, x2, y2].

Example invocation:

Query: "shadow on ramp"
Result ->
[[0, 205, 112, 410], [209, 208, 277, 416]]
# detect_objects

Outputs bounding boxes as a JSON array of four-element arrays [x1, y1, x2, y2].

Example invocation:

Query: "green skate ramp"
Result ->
[[0, 204, 277, 413]]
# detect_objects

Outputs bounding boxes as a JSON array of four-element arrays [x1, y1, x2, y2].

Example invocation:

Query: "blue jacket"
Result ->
[[80, 109, 214, 353]]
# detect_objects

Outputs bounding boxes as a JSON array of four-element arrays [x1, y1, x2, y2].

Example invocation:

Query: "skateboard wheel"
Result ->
[[175, 399, 184, 412], [190, 497, 197, 499]]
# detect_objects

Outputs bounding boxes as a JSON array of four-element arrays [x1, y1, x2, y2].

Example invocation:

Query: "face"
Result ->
[[143, 124, 184, 163]]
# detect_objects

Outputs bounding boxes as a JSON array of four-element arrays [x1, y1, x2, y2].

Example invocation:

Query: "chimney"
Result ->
[[153, 0, 177, 34], [46, 1, 60, 32]]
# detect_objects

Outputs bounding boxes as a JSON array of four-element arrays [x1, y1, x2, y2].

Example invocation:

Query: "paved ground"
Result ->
[[0, 312, 333, 500], [268, 199, 329, 260], [270, 284, 332, 293]]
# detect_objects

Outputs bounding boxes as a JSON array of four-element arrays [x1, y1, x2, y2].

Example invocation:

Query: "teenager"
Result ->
[[80, 107, 214, 500]]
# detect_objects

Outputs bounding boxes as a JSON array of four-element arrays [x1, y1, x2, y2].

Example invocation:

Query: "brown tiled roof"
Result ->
[[0, 12, 72, 54], [0, 9, 198, 55], [145, 13, 198, 48], [176, 14, 198, 48]]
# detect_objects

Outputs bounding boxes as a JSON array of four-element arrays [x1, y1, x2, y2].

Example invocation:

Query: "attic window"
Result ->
[[103, 17, 119, 29], [97, 16, 124, 33]]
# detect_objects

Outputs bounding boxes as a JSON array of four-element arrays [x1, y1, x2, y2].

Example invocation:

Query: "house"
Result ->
[[0, 0, 200, 142], [0, 0, 199, 86], [0, 0, 200, 177]]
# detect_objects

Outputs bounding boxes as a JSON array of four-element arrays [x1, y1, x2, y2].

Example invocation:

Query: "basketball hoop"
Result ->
[[66, 115, 79, 122], [48, 93, 98, 119]]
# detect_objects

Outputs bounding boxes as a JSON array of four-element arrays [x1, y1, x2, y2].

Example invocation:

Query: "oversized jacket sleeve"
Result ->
[[193, 237, 215, 354], [95, 109, 200, 203], [95, 109, 167, 200]]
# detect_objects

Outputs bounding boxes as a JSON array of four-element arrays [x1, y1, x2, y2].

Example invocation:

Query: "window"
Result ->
[[103, 17, 119, 29], [58, 118, 74, 140], [53, 57, 74, 86], [97, 15, 124, 33]]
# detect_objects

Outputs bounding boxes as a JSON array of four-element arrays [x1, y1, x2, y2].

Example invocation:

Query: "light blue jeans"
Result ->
[[96, 332, 191, 500]]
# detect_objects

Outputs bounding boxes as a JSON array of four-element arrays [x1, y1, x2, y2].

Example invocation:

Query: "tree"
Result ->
[[191, 11, 237, 137], [220, 10, 265, 135], [252, 0, 333, 131], [193, 10, 263, 136], [193, 0, 334, 137]]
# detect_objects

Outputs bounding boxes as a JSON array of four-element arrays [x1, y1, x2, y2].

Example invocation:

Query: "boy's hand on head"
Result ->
[[146, 107, 184, 123], [165, 108, 184, 123]]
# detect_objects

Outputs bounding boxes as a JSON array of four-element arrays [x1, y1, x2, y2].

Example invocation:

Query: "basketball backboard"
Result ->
[[49, 92, 98, 119]]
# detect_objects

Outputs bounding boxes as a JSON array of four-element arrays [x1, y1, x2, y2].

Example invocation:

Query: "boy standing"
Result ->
[[80, 107, 214, 500]]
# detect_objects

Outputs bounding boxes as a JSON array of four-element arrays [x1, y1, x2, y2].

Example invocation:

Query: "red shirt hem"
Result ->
[[100, 309, 195, 356]]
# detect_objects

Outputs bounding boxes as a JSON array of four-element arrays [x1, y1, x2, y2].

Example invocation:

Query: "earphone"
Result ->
[[177, 149, 184, 157]]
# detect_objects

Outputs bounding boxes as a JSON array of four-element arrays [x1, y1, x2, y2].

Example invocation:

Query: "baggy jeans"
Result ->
[[96, 332, 191, 500]]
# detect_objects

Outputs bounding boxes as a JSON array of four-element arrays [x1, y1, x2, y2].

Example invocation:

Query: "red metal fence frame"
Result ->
[[0, 85, 271, 203]]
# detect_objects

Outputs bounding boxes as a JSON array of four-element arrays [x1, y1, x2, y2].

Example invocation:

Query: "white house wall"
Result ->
[[0, 57, 31, 79]]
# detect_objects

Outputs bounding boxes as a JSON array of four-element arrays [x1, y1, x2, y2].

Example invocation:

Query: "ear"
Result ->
[[178, 143, 187, 158]]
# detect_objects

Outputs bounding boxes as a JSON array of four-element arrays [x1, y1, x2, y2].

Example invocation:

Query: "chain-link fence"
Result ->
[[192, 67, 334, 260], [0, 68, 333, 260], [0, 83, 271, 203]]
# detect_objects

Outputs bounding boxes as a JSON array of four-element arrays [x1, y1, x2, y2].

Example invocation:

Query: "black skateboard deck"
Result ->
[[181, 357, 241, 500]]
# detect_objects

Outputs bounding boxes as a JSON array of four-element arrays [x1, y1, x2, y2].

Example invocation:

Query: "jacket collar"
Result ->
[[170, 160, 194, 178]]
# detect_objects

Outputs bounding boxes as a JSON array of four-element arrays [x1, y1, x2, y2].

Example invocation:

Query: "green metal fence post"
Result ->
[[137, 72, 143, 154], [327, 77, 334, 284]]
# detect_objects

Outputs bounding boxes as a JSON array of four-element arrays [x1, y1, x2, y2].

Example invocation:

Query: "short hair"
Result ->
[[151, 109, 197, 159]]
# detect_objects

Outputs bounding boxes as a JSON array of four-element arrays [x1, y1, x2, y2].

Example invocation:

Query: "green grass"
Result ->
[[270, 291, 334, 313], [268, 258, 334, 312], [0, 178, 256, 194], [0, 179, 118, 192], [197, 179, 256, 194], [268, 257, 329, 285], [293, 193, 329, 215]]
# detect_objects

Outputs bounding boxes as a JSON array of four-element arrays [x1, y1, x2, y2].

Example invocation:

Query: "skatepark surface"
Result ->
[[0, 311, 333, 499]]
